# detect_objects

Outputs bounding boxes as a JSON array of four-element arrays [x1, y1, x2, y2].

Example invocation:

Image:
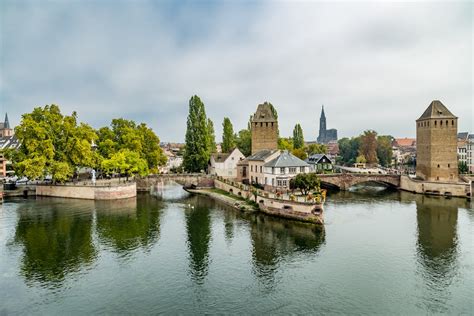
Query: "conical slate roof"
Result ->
[[417, 100, 457, 121]]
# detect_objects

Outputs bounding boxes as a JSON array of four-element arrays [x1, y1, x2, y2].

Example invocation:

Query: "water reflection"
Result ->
[[95, 195, 163, 255], [249, 214, 325, 286], [415, 195, 460, 313], [184, 196, 213, 284], [13, 198, 96, 288]]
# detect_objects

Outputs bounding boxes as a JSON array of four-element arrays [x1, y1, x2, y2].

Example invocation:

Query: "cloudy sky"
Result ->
[[1, 0, 472, 142]]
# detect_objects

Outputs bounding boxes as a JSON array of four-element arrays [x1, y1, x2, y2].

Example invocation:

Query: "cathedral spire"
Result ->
[[4, 113, 10, 129], [321, 105, 326, 119]]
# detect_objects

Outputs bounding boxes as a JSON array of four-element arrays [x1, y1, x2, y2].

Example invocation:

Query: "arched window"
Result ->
[[435, 120, 437, 126], [440, 120, 443, 126], [437, 164, 440, 168], [452, 120, 454, 126], [446, 120, 448, 126], [260, 122, 263, 127]]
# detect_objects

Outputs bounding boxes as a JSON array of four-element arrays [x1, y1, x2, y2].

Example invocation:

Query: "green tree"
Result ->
[[289, 173, 320, 195], [293, 124, 304, 149], [222, 117, 235, 153], [207, 119, 217, 153], [11, 105, 97, 183], [356, 155, 367, 164], [96, 119, 166, 173], [458, 161, 468, 174], [337, 137, 360, 165], [292, 148, 308, 160], [377, 135, 394, 167], [183, 95, 212, 172], [101, 149, 148, 180], [305, 143, 327, 156], [278, 137, 293, 151], [235, 129, 251, 157], [359, 130, 378, 165]]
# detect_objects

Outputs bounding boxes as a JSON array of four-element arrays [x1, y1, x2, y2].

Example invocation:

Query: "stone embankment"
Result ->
[[399, 176, 471, 198], [36, 181, 136, 200], [209, 179, 324, 224]]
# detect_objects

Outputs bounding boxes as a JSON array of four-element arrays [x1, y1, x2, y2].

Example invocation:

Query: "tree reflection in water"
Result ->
[[415, 195, 464, 314], [249, 214, 326, 288], [184, 196, 214, 284], [95, 194, 163, 255], [14, 198, 96, 288]]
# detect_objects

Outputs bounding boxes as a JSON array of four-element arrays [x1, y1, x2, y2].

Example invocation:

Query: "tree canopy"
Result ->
[[292, 124, 304, 149], [289, 173, 320, 195], [337, 131, 394, 167], [222, 117, 235, 153], [10, 105, 97, 182], [183, 95, 214, 172], [96, 118, 166, 173]]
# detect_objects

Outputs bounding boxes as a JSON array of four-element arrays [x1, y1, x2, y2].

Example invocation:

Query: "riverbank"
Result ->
[[187, 185, 324, 224]]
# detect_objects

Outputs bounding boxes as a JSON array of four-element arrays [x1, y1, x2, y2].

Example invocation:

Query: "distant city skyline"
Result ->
[[1, 1, 472, 142]]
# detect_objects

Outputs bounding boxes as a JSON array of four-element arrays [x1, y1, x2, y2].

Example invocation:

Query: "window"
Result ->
[[283, 180, 287, 187], [277, 180, 282, 186], [452, 120, 454, 126], [300, 167, 305, 173], [280, 167, 285, 174], [435, 120, 437, 126], [266, 122, 268, 127], [260, 166, 263, 173], [251, 165, 253, 172], [289, 167, 296, 174], [260, 122, 263, 127], [272, 167, 275, 174], [265, 177, 268, 184], [448, 164, 450, 168], [440, 120, 443, 126], [437, 164, 440, 168], [446, 120, 448, 126]]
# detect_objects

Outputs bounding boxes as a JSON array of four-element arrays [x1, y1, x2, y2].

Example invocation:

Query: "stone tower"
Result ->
[[251, 102, 278, 155], [416, 100, 458, 182]]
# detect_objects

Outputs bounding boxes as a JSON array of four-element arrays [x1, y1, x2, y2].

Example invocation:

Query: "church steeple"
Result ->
[[319, 105, 326, 132], [4, 113, 10, 129]]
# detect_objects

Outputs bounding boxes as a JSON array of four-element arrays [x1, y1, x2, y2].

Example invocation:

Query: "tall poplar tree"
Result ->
[[293, 123, 304, 149], [207, 118, 217, 153], [222, 117, 235, 153], [183, 95, 212, 172]]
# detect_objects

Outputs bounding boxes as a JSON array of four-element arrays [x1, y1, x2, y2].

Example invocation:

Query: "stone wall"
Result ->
[[136, 174, 214, 191], [214, 179, 317, 214], [400, 175, 470, 198], [36, 182, 136, 200]]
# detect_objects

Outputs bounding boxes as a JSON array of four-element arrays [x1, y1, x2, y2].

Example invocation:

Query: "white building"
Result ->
[[247, 149, 280, 186], [262, 150, 310, 190], [209, 148, 245, 179], [467, 134, 474, 174]]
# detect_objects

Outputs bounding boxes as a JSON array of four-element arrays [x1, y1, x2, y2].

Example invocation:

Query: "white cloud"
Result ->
[[1, 1, 472, 142]]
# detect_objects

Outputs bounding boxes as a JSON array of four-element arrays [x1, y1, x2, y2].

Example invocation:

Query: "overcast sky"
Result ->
[[1, 0, 472, 142]]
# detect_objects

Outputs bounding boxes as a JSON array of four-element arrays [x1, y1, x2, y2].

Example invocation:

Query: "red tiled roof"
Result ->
[[393, 138, 416, 147]]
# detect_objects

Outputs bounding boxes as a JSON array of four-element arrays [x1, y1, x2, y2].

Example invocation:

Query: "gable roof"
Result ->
[[417, 100, 457, 120], [247, 149, 277, 161], [306, 154, 333, 164], [0, 135, 20, 150], [264, 150, 309, 168], [211, 152, 230, 163]]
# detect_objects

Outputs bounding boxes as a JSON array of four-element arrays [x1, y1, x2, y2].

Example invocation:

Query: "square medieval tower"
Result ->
[[251, 102, 278, 155], [416, 100, 458, 182]]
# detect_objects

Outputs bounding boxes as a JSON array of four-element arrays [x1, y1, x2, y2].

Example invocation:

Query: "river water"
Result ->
[[0, 184, 473, 315]]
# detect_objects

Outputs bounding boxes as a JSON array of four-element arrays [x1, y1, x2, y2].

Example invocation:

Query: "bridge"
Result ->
[[137, 173, 400, 192], [136, 174, 214, 191], [318, 174, 400, 190]]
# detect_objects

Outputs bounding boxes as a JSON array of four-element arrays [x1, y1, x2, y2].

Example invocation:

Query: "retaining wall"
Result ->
[[214, 179, 317, 214], [36, 182, 136, 200], [400, 176, 471, 198]]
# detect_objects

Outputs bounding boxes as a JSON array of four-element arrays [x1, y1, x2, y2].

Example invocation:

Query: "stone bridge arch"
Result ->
[[136, 174, 214, 191], [318, 174, 400, 191]]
